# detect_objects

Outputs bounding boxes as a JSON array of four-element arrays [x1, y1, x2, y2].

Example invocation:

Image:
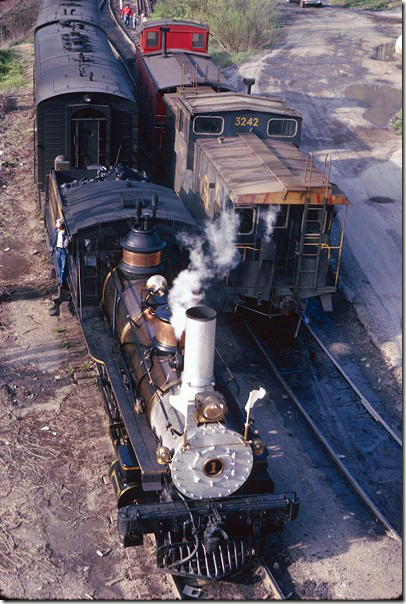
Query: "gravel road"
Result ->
[[226, 2, 402, 382]]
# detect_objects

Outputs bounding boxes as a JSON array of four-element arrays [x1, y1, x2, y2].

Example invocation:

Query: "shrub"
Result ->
[[151, 0, 279, 54]]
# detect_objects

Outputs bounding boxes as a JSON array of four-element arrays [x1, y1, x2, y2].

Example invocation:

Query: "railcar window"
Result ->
[[274, 205, 289, 227], [146, 31, 159, 47], [179, 109, 188, 138], [193, 116, 224, 135], [235, 208, 255, 235], [192, 33, 205, 48], [267, 118, 298, 138]]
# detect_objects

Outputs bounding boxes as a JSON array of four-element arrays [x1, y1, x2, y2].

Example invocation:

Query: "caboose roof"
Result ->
[[140, 51, 232, 92], [176, 92, 301, 118], [137, 19, 210, 33], [197, 134, 349, 205], [57, 178, 199, 235]]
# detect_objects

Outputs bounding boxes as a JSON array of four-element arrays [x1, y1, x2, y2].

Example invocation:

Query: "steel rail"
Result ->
[[304, 322, 402, 447], [243, 319, 402, 544], [106, 0, 137, 53], [261, 562, 286, 600]]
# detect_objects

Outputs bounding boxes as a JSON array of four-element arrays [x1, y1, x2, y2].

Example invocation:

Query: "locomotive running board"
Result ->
[[80, 305, 166, 491]]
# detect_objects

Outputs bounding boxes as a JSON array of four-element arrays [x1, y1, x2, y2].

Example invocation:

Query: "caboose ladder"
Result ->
[[295, 153, 330, 291]]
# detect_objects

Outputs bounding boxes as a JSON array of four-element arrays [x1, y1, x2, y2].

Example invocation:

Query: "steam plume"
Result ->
[[168, 212, 240, 338], [262, 205, 280, 243]]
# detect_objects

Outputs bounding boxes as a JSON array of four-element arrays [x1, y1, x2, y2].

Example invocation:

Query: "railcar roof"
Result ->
[[176, 92, 301, 118], [197, 134, 348, 203], [140, 51, 233, 92], [58, 178, 199, 234], [36, 0, 102, 29], [137, 19, 210, 32], [35, 20, 135, 105]]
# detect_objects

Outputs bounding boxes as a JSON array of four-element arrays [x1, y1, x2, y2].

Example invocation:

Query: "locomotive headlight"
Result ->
[[156, 446, 172, 464], [197, 393, 226, 422], [252, 438, 265, 455]]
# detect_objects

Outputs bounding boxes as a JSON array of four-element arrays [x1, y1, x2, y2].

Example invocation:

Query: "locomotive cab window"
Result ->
[[235, 207, 255, 235], [192, 33, 205, 49], [267, 118, 298, 138], [146, 31, 159, 47], [193, 115, 224, 135]]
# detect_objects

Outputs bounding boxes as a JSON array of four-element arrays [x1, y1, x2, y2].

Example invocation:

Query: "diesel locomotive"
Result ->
[[44, 165, 299, 578], [135, 20, 349, 316]]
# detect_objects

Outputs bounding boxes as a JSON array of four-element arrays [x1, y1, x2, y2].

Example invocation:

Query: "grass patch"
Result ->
[[0, 49, 24, 91], [209, 39, 255, 68], [60, 340, 69, 350], [52, 326, 65, 334], [392, 110, 402, 135], [329, 0, 392, 8]]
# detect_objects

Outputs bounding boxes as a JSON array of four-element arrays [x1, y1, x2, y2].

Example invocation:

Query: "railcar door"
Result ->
[[70, 107, 108, 168]]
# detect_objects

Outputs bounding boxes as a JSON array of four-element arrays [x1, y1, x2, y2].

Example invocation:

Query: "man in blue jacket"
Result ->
[[50, 218, 70, 287]]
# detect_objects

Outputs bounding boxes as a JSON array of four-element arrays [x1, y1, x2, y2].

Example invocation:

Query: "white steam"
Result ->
[[262, 205, 280, 243], [168, 211, 240, 338]]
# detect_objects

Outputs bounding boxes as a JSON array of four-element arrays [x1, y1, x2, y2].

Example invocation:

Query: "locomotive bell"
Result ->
[[119, 223, 166, 279]]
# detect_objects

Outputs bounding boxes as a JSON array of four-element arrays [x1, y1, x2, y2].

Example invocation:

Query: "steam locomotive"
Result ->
[[44, 165, 299, 578], [135, 19, 349, 316]]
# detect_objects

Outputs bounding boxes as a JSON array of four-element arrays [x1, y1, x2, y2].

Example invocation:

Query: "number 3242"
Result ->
[[235, 116, 259, 127]]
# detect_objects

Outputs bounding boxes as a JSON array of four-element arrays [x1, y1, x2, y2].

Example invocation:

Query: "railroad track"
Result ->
[[168, 561, 286, 600], [243, 317, 402, 543]]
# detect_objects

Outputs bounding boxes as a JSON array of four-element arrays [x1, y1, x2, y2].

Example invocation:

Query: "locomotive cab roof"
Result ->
[[53, 172, 198, 235]]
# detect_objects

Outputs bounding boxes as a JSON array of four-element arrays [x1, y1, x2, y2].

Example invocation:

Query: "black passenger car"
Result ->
[[34, 0, 137, 192]]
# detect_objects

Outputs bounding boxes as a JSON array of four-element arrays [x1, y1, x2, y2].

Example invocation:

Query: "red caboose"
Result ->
[[135, 20, 233, 173], [138, 19, 210, 54]]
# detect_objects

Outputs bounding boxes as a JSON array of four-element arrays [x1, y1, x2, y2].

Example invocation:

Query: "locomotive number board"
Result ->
[[235, 116, 259, 127]]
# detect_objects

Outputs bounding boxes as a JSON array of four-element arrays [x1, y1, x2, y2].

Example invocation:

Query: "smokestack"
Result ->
[[243, 77, 255, 95], [182, 306, 216, 390], [160, 26, 170, 57]]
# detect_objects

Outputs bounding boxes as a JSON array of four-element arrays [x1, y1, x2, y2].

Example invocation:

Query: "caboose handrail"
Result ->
[[321, 153, 332, 198], [303, 151, 313, 190]]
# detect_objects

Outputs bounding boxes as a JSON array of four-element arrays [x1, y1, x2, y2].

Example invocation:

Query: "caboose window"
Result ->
[[235, 208, 255, 235], [267, 118, 298, 138], [193, 116, 224, 135], [146, 31, 159, 47], [192, 33, 204, 48]]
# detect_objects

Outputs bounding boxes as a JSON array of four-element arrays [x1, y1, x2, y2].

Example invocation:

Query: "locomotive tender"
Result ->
[[136, 20, 349, 315], [34, 0, 137, 192], [45, 167, 299, 578]]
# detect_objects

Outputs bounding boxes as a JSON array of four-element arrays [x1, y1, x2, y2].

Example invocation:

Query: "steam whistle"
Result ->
[[152, 193, 158, 220], [135, 198, 142, 227]]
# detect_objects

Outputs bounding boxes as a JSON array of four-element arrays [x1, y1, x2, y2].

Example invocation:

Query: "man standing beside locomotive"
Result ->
[[121, 3, 132, 27], [50, 219, 70, 288]]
